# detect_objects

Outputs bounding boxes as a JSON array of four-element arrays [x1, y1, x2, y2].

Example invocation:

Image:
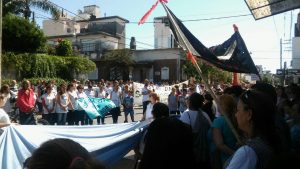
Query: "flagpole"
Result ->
[[192, 58, 241, 143], [160, 2, 241, 143]]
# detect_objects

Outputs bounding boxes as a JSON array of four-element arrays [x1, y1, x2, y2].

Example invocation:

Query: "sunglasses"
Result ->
[[240, 90, 253, 110]]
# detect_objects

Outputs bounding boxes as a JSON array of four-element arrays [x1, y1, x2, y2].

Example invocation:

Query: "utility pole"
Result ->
[[283, 61, 287, 86], [280, 38, 282, 69]]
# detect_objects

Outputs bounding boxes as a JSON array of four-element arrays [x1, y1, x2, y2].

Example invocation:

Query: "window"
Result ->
[[161, 67, 169, 80]]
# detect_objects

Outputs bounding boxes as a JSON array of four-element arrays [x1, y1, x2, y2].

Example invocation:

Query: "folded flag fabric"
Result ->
[[161, 3, 259, 75], [0, 122, 149, 169], [77, 97, 116, 119]]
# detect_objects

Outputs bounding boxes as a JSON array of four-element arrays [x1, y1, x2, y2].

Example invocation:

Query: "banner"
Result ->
[[133, 81, 188, 105], [0, 122, 149, 169], [77, 97, 116, 119]]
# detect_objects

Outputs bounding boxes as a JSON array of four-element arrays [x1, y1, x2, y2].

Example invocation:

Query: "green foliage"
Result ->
[[3, 14, 46, 53], [183, 60, 201, 80], [1, 78, 67, 87], [183, 60, 232, 84], [2, 52, 96, 81], [55, 39, 73, 56], [102, 49, 134, 80], [103, 49, 134, 66], [3, 0, 60, 19]]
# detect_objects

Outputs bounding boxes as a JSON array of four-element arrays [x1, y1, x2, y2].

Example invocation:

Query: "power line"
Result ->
[[272, 16, 279, 40], [41, 1, 253, 24]]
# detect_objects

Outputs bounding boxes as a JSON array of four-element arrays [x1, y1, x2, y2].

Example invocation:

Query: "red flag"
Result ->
[[187, 51, 197, 65], [138, 0, 168, 25]]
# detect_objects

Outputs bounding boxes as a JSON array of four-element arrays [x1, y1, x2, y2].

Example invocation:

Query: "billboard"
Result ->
[[245, 0, 300, 20]]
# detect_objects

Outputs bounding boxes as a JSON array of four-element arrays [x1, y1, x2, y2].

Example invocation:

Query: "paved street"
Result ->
[[99, 106, 143, 124]]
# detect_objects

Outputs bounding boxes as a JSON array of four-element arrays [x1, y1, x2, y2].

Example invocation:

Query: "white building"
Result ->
[[42, 5, 128, 80], [154, 16, 178, 49], [291, 12, 300, 83]]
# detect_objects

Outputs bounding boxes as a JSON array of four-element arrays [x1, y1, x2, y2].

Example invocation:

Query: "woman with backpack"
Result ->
[[180, 92, 212, 169]]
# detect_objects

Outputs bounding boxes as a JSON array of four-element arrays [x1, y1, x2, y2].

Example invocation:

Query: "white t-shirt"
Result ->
[[145, 103, 154, 121], [97, 90, 107, 98], [2, 93, 12, 113], [85, 88, 96, 98], [226, 145, 257, 169], [180, 109, 212, 132], [68, 90, 78, 110], [0, 108, 10, 124], [56, 93, 69, 113], [111, 90, 121, 107], [142, 87, 150, 102], [42, 93, 56, 114]]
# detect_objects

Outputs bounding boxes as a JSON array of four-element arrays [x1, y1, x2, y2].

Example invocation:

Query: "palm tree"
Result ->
[[3, 0, 60, 20]]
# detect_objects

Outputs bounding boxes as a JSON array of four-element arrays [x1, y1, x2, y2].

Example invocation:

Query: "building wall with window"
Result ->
[[131, 48, 186, 83], [154, 16, 178, 49]]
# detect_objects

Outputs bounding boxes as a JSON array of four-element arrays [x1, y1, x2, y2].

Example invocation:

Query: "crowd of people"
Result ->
[[134, 80, 300, 169], [1, 78, 300, 169]]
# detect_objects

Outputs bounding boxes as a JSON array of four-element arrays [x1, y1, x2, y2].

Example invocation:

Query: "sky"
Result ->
[[33, 0, 300, 73]]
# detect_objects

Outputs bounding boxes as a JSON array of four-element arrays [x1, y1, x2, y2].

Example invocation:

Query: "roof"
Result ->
[[46, 31, 119, 39], [76, 16, 129, 23]]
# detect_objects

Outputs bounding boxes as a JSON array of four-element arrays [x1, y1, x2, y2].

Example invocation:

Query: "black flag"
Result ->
[[161, 3, 259, 75]]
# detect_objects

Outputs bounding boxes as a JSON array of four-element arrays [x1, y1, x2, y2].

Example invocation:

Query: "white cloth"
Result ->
[[77, 91, 88, 111], [226, 145, 257, 169], [0, 108, 10, 124], [41, 93, 56, 114], [0, 122, 148, 169]]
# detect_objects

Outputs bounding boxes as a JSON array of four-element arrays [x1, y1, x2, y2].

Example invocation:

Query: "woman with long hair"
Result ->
[[225, 90, 283, 169], [55, 83, 72, 125], [209, 94, 238, 168]]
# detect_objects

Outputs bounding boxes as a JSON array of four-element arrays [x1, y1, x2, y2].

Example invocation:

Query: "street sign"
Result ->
[[287, 69, 300, 75], [276, 69, 300, 76], [276, 69, 284, 75]]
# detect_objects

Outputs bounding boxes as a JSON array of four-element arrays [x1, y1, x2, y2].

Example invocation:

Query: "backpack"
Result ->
[[188, 110, 211, 167]]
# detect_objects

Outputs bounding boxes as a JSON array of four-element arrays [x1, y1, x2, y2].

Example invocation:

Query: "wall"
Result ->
[[292, 37, 300, 69], [154, 17, 173, 49]]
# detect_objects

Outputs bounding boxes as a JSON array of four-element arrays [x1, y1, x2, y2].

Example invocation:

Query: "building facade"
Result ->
[[42, 5, 129, 80], [131, 48, 186, 83], [291, 12, 300, 83], [154, 16, 178, 49]]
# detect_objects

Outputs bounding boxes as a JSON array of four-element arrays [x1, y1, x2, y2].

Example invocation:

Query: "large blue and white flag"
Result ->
[[77, 97, 116, 119], [0, 122, 148, 169]]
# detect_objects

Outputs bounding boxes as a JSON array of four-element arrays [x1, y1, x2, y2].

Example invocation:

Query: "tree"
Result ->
[[3, 0, 60, 20], [3, 14, 46, 53], [2, 52, 96, 80], [102, 49, 134, 80], [183, 60, 232, 84], [55, 39, 73, 56]]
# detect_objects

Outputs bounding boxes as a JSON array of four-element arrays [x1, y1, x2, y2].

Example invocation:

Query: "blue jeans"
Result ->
[[142, 101, 150, 114], [111, 107, 120, 124], [56, 113, 67, 125], [19, 111, 36, 125]]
